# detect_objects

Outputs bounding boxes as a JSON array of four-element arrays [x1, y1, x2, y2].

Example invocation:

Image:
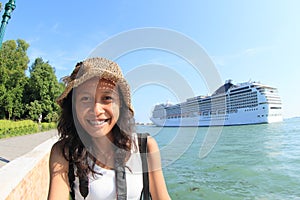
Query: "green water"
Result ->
[[137, 117, 300, 200]]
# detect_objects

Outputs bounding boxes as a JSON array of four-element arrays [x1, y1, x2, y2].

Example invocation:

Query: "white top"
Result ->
[[73, 134, 143, 200]]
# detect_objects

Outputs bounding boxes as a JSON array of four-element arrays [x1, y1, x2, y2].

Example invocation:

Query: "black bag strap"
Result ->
[[115, 148, 127, 200], [68, 149, 76, 200], [115, 166, 127, 200], [138, 133, 150, 200]]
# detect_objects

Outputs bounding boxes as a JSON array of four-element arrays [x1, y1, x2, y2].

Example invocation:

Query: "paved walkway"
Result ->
[[0, 129, 59, 168]]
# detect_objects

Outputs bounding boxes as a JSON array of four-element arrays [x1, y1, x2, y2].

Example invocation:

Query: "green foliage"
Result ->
[[0, 39, 30, 120], [25, 100, 43, 121], [23, 57, 63, 122], [0, 39, 65, 124], [0, 120, 57, 138], [0, 119, 39, 138], [41, 122, 57, 131]]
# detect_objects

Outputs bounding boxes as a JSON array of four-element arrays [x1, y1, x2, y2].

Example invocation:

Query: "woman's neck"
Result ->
[[91, 133, 115, 169]]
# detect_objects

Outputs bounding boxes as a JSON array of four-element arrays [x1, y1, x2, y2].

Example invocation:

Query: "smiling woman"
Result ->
[[47, 57, 170, 200], [75, 78, 121, 139]]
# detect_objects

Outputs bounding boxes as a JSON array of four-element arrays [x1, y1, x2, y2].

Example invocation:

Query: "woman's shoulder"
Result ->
[[146, 135, 159, 153], [134, 133, 158, 153], [49, 140, 69, 170], [50, 140, 66, 156], [48, 141, 70, 199]]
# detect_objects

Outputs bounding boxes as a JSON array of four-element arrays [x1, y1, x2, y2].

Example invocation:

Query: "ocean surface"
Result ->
[[136, 117, 300, 200]]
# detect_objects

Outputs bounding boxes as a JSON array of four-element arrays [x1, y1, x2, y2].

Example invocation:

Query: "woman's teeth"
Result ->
[[88, 119, 108, 125]]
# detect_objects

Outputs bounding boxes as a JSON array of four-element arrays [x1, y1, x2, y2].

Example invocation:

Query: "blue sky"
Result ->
[[2, 0, 300, 122]]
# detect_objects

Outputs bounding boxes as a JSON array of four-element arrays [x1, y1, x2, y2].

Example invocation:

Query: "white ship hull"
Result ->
[[151, 107, 283, 127], [150, 80, 283, 127]]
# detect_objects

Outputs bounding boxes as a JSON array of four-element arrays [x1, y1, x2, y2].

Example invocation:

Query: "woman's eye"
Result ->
[[80, 96, 92, 102], [103, 96, 113, 101]]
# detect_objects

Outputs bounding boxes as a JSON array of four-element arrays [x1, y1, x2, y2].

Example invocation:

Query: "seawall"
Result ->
[[0, 137, 57, 199]]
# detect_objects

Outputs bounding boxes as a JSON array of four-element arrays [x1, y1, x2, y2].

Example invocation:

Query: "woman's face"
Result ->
[[74, 77, 120, 139]]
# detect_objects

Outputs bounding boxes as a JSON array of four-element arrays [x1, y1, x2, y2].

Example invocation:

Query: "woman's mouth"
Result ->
[[87, 119, 110, 126]]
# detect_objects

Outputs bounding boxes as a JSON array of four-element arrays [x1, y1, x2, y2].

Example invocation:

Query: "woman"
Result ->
[[48, 57, 171, 200]]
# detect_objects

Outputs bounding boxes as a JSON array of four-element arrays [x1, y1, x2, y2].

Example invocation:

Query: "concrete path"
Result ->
[[0, 129, 59, 168]]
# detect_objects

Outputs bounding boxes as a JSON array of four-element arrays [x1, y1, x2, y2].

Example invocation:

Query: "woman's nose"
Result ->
[[94, 102, 105, 115]]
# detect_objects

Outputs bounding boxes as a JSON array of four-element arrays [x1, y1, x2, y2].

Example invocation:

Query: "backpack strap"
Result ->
[[68, 149, 76, 200], [115, 148, 127, 200], [138, 133, 151, 200]]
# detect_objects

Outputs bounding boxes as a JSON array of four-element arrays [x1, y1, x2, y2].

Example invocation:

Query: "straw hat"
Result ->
[[56, 57, 133, 114]]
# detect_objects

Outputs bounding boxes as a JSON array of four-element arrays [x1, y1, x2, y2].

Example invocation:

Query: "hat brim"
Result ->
[[56, 69, 134, 115]]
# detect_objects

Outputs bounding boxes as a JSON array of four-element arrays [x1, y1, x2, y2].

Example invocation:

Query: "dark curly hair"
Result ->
[[57, 85, 135, 179]]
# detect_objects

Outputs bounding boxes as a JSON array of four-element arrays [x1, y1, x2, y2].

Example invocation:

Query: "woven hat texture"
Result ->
[[56, 57, 133, 114]]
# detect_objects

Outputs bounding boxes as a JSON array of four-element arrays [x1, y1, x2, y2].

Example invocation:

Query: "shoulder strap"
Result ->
[[68, 149, 76, 200], [115, 148, 127, 200], [138, 133, 150, 200]]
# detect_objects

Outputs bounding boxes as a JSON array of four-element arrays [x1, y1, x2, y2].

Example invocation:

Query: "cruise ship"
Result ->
[[150, 80, 283, 126]]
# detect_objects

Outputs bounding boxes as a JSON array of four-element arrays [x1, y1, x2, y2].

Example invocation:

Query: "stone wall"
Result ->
[[0, 138, 57, 200]]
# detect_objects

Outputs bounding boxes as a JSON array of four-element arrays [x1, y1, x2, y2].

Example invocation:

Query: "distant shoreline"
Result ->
[[135, 122, 154, 126]]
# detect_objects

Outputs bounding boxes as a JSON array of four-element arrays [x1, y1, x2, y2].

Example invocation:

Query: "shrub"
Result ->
[[0, 120, 47, 139]]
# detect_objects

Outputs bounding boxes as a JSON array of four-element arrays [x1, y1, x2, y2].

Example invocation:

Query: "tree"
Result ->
[[24, 57, 63, 122], [0, 39, 30, 119], [25, 100, 43, 122]]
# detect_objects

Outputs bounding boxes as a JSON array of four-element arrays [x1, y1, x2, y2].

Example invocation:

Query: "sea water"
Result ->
[[136, 117, 300, 200]]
